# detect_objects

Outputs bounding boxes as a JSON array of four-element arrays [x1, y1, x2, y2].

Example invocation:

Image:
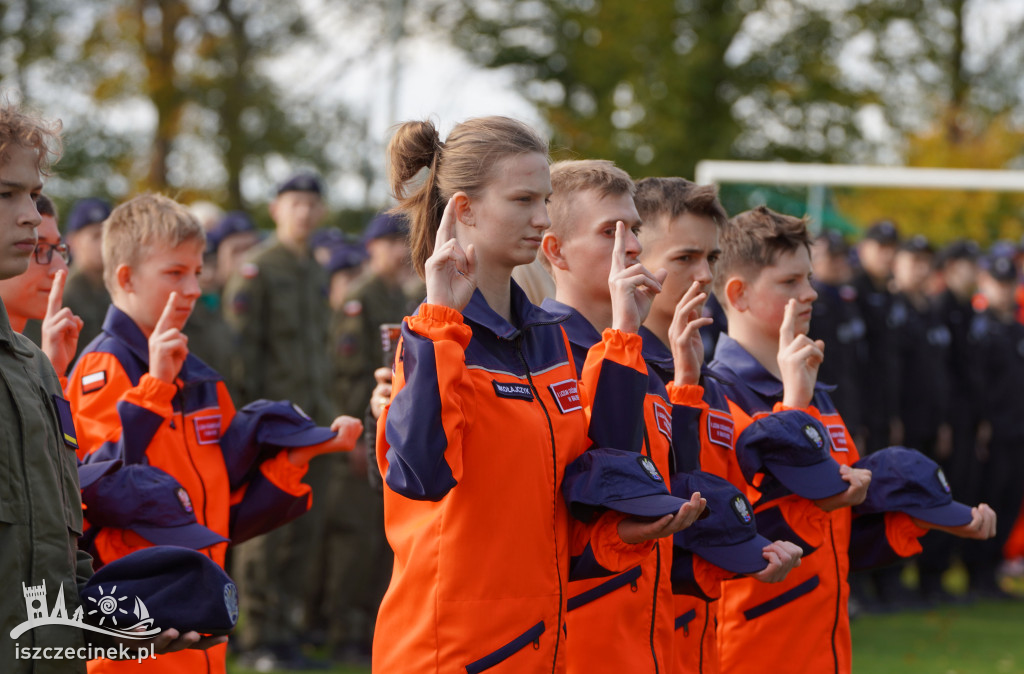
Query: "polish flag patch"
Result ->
[[194, 415, 222, 445], [707, 412, 735, 450], [653, 401, 672, 441], [826, 425, 849, 452], [81, 371, 107, 394], [548, 379, 582, 414]]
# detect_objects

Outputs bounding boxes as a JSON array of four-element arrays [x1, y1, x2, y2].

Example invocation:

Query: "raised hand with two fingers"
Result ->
[[609, 221, 667, 334], [778, 299, 825, 409], [669, 281, 713, 386], [425, 195, 477, 312]]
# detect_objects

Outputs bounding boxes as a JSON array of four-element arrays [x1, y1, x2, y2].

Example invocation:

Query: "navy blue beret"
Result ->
[[362, 212, 409, 244], [81, 546, 238, 636]]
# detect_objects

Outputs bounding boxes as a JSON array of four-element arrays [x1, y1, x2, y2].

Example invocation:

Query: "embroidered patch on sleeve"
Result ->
[[826, 425, 849, 452], [81, 371, 107, 395]]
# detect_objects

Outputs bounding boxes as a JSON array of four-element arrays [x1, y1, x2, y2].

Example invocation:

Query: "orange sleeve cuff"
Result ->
[[597, 328, 646, 370], [666, 382, 708, 409], [884, 511, 928, 558], [589, 510, 656, 572], [771, 402, 823, 422], [405, 304, 473, 348], [258, 451, 312, 498], [121, 373, 177, 417]]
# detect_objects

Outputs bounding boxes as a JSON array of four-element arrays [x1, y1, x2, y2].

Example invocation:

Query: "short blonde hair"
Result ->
[[102, 194, 206, 293]]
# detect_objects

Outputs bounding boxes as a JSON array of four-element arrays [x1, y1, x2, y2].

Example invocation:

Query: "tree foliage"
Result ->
[[0, 0, 359, 211]]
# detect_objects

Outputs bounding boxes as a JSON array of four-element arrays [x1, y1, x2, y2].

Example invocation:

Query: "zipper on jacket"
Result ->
[[698, 600, 711, 673], [175, 386, 214, 562], [642, 425, 660, 673], [515, 335, 562, 674]]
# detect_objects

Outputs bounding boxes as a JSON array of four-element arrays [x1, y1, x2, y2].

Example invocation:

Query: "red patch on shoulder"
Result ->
[[548, 379, 582, 414], [706, 411, 734, 450]]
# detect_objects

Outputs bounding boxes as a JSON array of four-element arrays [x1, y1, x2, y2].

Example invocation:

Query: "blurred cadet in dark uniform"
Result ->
[[891, 236, 956, 604], [326, 241, 367, 314], [64, 197, 112, 354], [852, 220, 902, 452], [184, 210, 260, 398], [965, 250, 1024, 599], [321, 212, 413, 663], [224, 173, 333, 670], [808, 230, 866, 444]]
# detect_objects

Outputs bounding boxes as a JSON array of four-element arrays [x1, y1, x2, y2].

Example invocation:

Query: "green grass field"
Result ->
[[227, 580, 1024, 674]]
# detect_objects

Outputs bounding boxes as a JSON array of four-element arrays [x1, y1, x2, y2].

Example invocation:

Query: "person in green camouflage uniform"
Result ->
[[184, 211, 260, 400], [222, 173, 333, 670], [63, 198, 111, 358], [320, 212, 418, 662]]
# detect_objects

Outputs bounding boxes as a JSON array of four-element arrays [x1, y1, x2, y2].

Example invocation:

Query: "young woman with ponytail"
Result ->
[[373, 117, 702, 673]]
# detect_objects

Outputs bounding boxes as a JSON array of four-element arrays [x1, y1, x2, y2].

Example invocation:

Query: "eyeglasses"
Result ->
[[34, 241, 71, 265]]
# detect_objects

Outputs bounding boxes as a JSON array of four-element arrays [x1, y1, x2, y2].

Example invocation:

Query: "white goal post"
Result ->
[[694, 160, 1024, 232], [694, 160, 1024, 192]]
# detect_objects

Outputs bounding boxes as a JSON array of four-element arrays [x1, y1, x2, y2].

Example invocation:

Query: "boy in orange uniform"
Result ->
[[540, 162, 801, 674], [706, 206, 996, 674], [634, 177, 805, 673], [67, 194, 362, 673]]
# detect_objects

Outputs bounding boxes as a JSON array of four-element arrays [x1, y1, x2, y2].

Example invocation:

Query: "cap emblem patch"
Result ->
[[936, 467, 951, 494], [176, 487, 194, 514], [291, 403, 312, 421], [731, 495, 752, 524], [803, 424, 824, 449], [224, 583, 240, 624], [638, 455, 662, 482]]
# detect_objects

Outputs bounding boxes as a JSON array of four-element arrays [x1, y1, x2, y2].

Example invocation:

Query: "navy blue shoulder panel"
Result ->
[[462, 317, 571, 377], [83, 335, 147, 387]]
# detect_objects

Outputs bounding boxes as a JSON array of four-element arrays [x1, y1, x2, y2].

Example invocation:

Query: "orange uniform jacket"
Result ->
[[640, 326, 747, 674], [707, 334, 926, 674], [374, 287, 653, 674], [67, 306, 312, 674]]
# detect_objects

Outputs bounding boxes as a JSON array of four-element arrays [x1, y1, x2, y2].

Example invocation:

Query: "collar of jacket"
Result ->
[[538, 298, 601, 348], [100, 305, 220, 383], [0, 299, 34, 357], [462, 280, 568, 340], [711, 333, 835, 398], [637, 325, 674, 373]]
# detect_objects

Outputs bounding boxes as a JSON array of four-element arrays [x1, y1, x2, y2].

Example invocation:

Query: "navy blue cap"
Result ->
[[672, 471, 771, 574], [310, 227, 347, 251], [67, 198, 112, 233], [78, 458, 122, 490], [853, 447, 973, 526], [863, 220, 900, 245], [981, 253, 1017, 282], [899, 234, 933, 255], [81, 464, 228, 550], [362, 212, 409, 244], [816, 230, 849, 256], [736, 410, 849, 500], [276, 172, 322, 197], [81, 546, 238, 636], [206, 211, 256, 254], [938, 239, 980, 266], [220, 399, 337, 490], [563, 447, 685, 521], [325, 242, 368, 275], [990, 239, 1019, 260]]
